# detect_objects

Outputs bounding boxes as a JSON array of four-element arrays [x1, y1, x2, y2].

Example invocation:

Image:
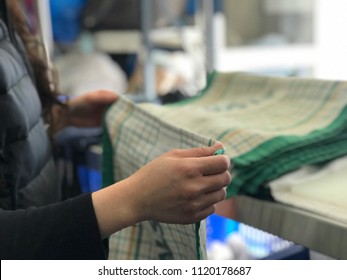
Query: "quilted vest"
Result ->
[[0, 7, 61, 209]]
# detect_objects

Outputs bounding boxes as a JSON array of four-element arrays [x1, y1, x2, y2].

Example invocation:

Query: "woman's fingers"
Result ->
[[200, 188, 227, 209], [182, 188, 226, 223], [169, 143, 225, 159], [84, 90, 118, 104], [166, 145, 231, 176], [190, 205, 216, 224], [129, 143, 233, 225], [198, 171, 232, 194], [195, 154, 231, 176]]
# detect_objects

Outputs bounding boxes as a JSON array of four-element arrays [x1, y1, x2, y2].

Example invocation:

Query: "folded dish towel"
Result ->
[[137, 72, 347, 197]]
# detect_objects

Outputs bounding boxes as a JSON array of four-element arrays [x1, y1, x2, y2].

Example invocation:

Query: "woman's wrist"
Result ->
[[91, 179, 143, 239]]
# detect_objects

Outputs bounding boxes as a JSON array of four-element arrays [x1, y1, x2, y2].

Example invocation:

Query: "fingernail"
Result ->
[[212, 141, 223, 147], [222, 154, 229, 160], [223, 155, 231, 167], [214, 148, 225, 155]]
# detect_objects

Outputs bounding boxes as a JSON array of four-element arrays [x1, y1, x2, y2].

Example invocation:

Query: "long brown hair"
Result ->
[[7, 0, 61, 121]]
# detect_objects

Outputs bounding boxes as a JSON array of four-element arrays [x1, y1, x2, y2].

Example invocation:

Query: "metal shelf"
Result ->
[[215, 195, 347, 259]]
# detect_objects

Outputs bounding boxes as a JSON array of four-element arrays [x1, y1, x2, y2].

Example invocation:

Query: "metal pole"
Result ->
[[202, 0, 215, 73], [141, 0, 156, 102]]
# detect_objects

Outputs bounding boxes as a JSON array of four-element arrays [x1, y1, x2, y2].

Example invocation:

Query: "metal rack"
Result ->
[[92, 0, 216, 102]]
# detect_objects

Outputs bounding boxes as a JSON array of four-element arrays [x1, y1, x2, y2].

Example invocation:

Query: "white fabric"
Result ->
[[269, 156, 347, 224]]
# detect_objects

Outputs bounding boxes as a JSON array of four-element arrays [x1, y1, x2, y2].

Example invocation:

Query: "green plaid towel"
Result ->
[[103, 72, 347, 259], [103, 97, 210, 259]]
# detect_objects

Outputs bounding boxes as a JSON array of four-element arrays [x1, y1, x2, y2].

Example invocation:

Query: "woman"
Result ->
[[0, 0, 231, 259]]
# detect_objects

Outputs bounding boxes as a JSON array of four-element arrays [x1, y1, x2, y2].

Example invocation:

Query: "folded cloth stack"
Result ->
[[136, 72, 347, 197], [103, 72, 347, 259]]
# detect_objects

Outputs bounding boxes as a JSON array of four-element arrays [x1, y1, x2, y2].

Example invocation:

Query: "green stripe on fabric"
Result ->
[[134, 224, 143, 260], [227, 119, 347, 197], [231, 105, 347, 166], [195, 222, 201, 260], [102, 110, 115, 188]]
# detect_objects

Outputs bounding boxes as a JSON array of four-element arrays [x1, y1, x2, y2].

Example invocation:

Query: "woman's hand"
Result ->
[[67, 90, 118, 127], [129, 143, 232, 224], [92, 143, 232, 238], [52, 90, 118, 133]]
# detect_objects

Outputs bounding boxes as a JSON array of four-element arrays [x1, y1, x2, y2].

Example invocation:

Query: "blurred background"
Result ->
[[37, 0, 347, 101], [27, 0, 347, 103], [25, 0, 346, 260]]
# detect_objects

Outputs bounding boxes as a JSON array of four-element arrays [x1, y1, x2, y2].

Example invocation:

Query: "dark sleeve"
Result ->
[[0, 193, 108, 260]]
